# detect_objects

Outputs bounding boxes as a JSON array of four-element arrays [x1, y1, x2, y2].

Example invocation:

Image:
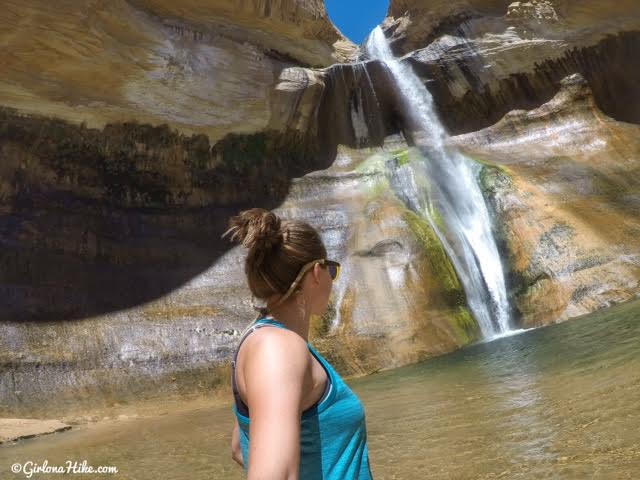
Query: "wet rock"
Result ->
[[0, 0, 357, 416], [0, 418, 71, 444], [3, 0, 639, 415], [0, 108, 332, 323], [280, 144, 480, 374], [271, 61, 399, 150], [453, 74, 640, 326], [0, 141, 479, 415], [354, 240, 405, 257]]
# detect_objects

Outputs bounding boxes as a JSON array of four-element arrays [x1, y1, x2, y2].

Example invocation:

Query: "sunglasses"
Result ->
[[265, 258, 342, 313], [295, 258, 341, 284], [321, 259, 341, 281]]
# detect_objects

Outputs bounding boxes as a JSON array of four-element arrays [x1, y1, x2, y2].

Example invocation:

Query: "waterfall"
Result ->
[[350, 89, 369, 147], [365, 26, 512, 338]]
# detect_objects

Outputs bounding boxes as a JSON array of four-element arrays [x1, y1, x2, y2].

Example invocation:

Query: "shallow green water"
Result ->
[[2, 300, 639, 479]]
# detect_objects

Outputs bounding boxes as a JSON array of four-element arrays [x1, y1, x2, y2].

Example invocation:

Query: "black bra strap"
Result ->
[[231, 323, 271, 417]]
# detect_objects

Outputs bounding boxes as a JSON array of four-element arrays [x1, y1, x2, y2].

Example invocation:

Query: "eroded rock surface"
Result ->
[[0, 0, 355, 142], [451, 74, 640, 326], [0, 418, 71, 444], [379, 0, 640, 133], [2, 0, 639, 415], [0, 0, 382, 327], [1, 138, 480, 416], [0, 0, 365, 416]]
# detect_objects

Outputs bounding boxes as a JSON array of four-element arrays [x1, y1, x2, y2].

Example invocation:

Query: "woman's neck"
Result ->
[[265, 300, 311, 342]]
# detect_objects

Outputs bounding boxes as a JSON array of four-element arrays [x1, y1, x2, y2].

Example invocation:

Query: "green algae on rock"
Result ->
[[454, 74, 640, 327], [2, 0, 640, 416]]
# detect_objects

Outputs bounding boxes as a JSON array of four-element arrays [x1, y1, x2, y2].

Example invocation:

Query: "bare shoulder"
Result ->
[[239, 326, 311, 379], [236, 326, 312, 414]]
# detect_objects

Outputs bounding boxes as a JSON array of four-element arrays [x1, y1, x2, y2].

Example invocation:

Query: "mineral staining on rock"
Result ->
[[383, 0, 640, 133], [455, 74, 640, 326], [1, 0, 639, 414], [278, 143, 481, 375], [0, 0, 355, 415]]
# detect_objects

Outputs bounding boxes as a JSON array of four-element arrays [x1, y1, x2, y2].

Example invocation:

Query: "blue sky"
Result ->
[[325, 0, 389, 45]]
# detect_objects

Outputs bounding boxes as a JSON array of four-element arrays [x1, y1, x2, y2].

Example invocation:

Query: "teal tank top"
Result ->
[[232, 318, 373, 479]]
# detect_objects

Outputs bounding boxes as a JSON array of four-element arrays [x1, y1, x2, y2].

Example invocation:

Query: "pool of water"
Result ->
[[2, 300, 639, 479]]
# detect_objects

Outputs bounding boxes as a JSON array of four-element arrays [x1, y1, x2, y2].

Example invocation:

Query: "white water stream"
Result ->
[[365, 26, 512, 337]]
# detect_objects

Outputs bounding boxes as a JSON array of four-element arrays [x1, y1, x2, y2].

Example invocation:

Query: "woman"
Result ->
[[223, 208, 373, 479]]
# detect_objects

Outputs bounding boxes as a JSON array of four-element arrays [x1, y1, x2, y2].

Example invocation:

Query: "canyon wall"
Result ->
[[0, 0, 460, 416], [1, 0, 639, 415], [375, 0, 640, 325], [382, 0, 640, 133], [454, 74, 640, 326]]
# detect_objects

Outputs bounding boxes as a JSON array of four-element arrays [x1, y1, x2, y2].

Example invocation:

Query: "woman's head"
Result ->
[[223, 208, 335, 316]]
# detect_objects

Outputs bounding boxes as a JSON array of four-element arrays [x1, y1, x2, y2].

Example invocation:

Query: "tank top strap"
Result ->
[[306, 343, 333, 374], [231, 317, 289, 366], [254, 317, 289, 330], [231, 317, 291, 417]]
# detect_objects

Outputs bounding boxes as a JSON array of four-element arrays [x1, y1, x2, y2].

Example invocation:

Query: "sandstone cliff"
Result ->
[[2, 0, 639, 415], [452, 74, 640, 326], [381, 0, 640, 133], [0, 0, 363, 415], [0, 0, 425, 416], [0, 0, 356, 142]]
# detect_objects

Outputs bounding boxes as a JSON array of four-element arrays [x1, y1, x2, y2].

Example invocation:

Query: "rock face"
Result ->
[[0, 0, 364, 415], [1, 138, 480, 416], [2, 0, 640, 415], [128, 0, 357, 66], [381, 0, 640, 133], [0, 0, 440, 416], [277, 141, 481, 374], [452, 74, 640, 326], [376, 0, 640, 325], [0, 0, 355, 142], [0, 418, 71, 444], [0, 0, 376, 326]]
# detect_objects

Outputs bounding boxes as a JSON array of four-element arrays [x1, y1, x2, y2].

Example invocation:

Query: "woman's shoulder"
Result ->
[[239, 324, 311, 374], [245, 323, 306, 348]]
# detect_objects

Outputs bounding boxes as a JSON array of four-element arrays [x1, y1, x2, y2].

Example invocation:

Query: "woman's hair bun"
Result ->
[[223, 208, 327, 301], [222, 209, 283, 263]]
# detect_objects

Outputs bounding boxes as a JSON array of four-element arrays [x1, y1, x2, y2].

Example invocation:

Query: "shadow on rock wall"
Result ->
[[0, 108, 337, 322]]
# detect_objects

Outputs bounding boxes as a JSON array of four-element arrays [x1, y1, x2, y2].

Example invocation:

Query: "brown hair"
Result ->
[[222, 208, 327, 309]]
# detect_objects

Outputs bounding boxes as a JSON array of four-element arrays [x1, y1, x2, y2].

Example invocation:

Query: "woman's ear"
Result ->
[[311, 262, 323, 284]]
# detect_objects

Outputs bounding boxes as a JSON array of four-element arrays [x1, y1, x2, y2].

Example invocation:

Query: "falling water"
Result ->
[[350, 91, 369, 147], [365, 26, 512, 337]]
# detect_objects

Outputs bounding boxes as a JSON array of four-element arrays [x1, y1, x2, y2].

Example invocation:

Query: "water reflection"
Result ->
[[486, 338, 557, 464], [1, 300, 639, 479]]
